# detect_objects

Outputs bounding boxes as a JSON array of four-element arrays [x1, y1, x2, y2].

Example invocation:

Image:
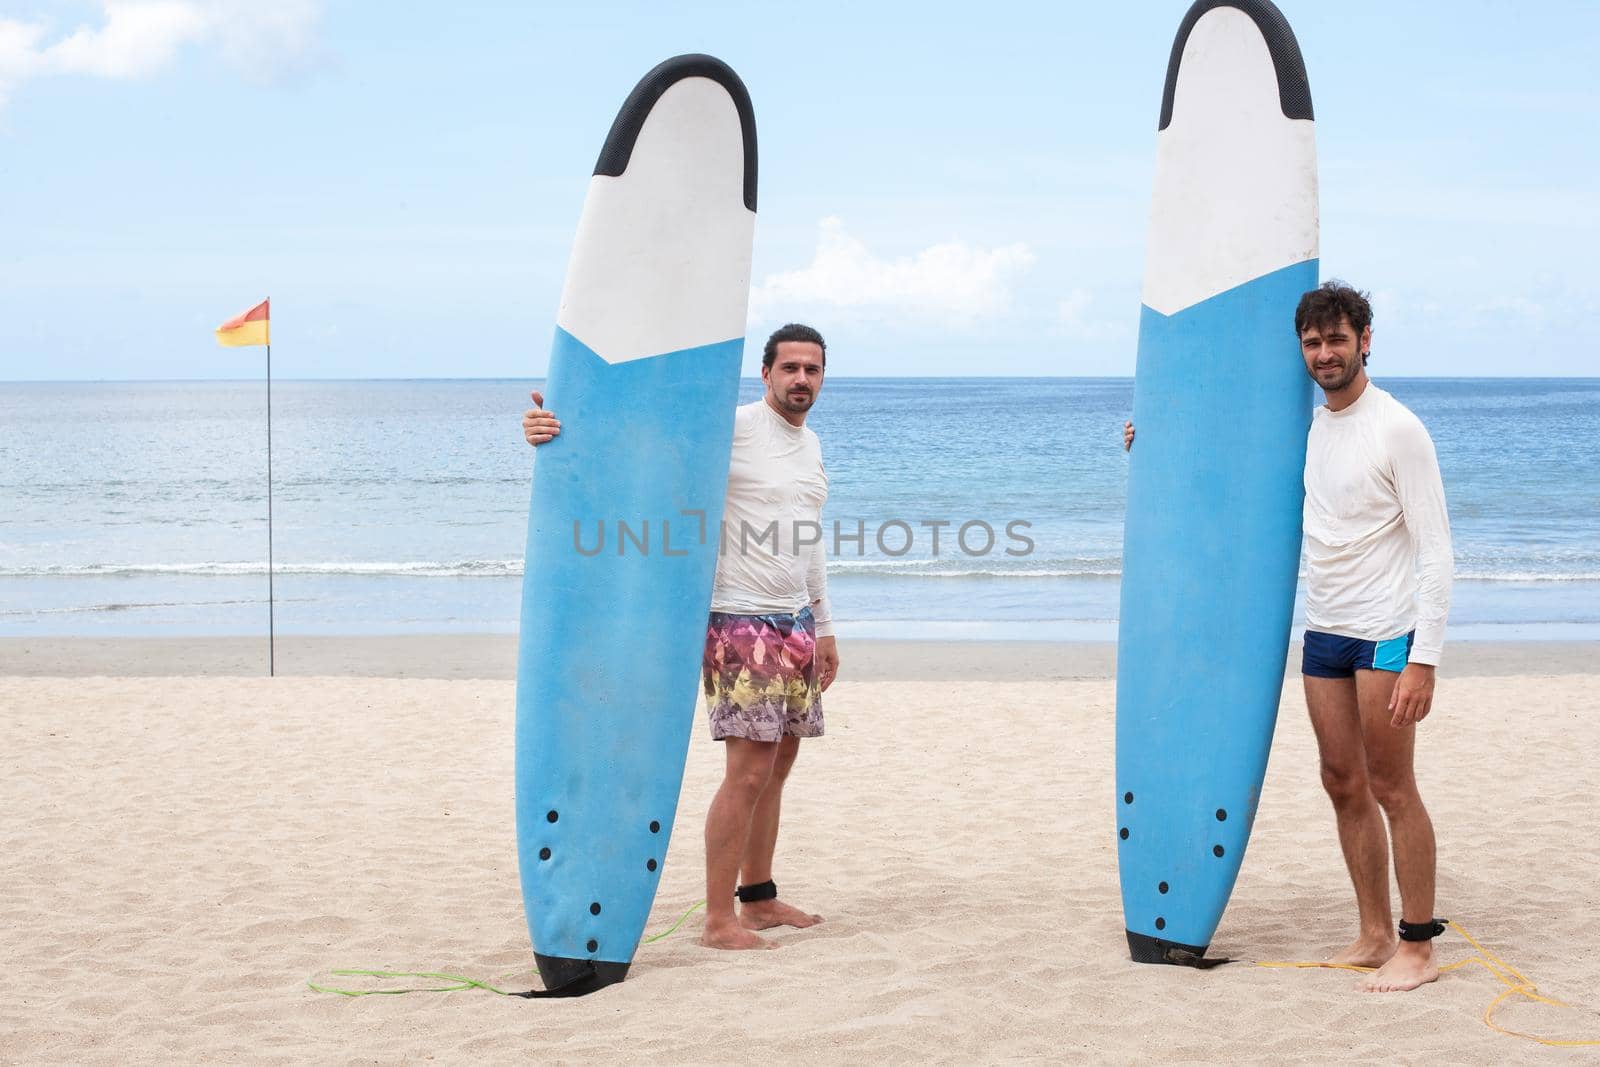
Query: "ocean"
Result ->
[[2, 378, 1597, 640]]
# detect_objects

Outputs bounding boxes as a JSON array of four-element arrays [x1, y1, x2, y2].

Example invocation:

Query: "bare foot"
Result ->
[[739, 898, 824, 931], [1328, 934, 1398, 969], [700, 915, 778, 951], [1359, 942, 1439, 992]]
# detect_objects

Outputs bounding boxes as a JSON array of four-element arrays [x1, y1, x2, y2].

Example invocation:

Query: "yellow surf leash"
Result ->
[[1259, 918, 1600, 1048], [308, 900, 707, 998]]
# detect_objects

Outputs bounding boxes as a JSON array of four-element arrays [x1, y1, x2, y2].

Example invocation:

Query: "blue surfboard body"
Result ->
[[515, 55, 756, 995], [1116, 263, 1314, 960], [1116, 0, 1318, 965]]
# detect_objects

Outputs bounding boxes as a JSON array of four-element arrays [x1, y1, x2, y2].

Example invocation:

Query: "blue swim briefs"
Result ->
[[1302, 629, 1415, 679]]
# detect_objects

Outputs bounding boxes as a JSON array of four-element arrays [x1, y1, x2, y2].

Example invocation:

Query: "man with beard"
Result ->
[[1124, 282, 1453, 992], [522, 322, 839, 951]]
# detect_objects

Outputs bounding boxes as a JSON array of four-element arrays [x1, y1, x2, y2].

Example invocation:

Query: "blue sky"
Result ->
[[1, 0, 1595, 380]]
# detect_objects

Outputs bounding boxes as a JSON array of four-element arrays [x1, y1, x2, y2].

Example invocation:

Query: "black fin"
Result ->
[[1127, 929, 1231, 968], [515, 954, 631, 998]]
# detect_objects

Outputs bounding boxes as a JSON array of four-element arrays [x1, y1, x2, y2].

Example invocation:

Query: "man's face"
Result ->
[[762, 341, 825, 415], [1300, 316, 1370, 393]]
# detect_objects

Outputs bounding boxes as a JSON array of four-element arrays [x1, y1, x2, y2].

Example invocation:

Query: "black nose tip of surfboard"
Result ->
[[533, 953, 631, 996], [594, 52, 759, 212], [1158, 0, 1313, 130], [1126, 929, 1212, 966]]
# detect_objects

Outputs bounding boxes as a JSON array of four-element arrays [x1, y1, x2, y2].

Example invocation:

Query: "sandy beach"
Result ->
[[3, 641, 1598, 1064], [3, 634, 1595, 680]]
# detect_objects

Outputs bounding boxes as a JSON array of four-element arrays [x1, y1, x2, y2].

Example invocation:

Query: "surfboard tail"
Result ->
[[1126, 930, 1213, 967], [533, 954, 632, 997]]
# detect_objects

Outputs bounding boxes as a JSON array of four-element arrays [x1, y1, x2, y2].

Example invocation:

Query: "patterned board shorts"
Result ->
[[702, 608, 824, 742]]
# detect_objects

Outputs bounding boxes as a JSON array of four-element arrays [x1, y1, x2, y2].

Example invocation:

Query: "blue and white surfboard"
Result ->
[[515, 55, 756, 994], [1116, 0, 1317, 965]]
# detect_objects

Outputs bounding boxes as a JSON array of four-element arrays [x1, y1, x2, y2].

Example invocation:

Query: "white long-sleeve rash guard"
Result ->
[[710, 399, 834, 637], [1302, 382, 1453, 665]]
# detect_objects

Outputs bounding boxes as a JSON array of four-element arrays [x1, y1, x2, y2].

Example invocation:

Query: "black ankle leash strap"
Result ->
[[1398, 918, 1448, 942], [735, 879, 777, 903]]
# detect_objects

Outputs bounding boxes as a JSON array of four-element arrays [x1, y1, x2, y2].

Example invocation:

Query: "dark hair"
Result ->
[[1295, 281, 1372, 365], [762, 323, 826, 369]]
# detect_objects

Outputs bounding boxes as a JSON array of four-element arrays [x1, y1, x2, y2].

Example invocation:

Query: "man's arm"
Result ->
[[1388, 411, 1453, 726], [1391, 412, 1452, 665], [805, 535, 839, 690]]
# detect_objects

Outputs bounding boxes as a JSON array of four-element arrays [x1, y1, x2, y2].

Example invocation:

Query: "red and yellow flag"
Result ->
[[216, 299, 270, 347]]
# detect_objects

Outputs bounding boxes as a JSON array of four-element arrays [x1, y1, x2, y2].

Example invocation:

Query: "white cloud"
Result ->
[[1056, 287, 1130, 341], [46, 2, 210, 79], [0, 20, 48, 103], [0, 0, 323, 107], [1483, 295, 1548, 329], [751, 216, 1036, 326]]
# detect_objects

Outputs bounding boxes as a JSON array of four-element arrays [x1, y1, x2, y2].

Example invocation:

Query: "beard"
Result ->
[[1308, 357, 1361, 392], [779, 388, 814, 413]]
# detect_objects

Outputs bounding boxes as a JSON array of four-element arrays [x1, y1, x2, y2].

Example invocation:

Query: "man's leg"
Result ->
[[700, 738, 781, 950], [1353, 668, 1440, 993], [1304, 674, 1397, 966], [737, 734, 823, 931]]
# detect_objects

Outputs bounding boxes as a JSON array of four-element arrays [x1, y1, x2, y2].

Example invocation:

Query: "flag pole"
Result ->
[[214, 297, 274, 674], [266, 333, 276, 677]]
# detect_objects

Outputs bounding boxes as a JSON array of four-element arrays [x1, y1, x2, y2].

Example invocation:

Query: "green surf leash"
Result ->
[[308, 900, 706, 998]]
